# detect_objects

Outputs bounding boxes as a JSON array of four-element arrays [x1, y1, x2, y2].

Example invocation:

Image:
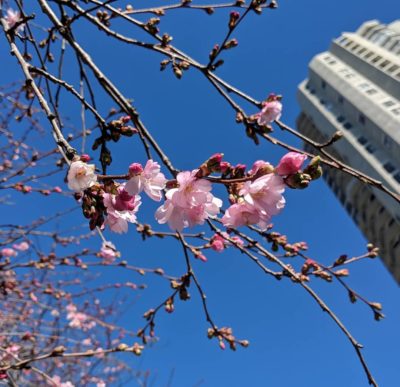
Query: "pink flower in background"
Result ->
[[126, 159, 166, 201], [276, 152, 307, 176], [155, 170, 222, 231], [66, 304, 96, 331], [257, 100, 282, 125], [12, 241, 29, 251], [103, 185, 141, 233], [51, 376, 75, 387], [67, 161, 97, 192], [99, 241, 119, 264], [240, 174, 285, 217], [1, 248, 17, 257], [4, 9, 24, 32]]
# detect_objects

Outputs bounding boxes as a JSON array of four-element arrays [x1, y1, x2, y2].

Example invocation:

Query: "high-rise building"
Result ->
[[297, 20, 400, 282]]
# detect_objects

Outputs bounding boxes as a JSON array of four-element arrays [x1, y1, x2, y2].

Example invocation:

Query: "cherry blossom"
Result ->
[[1, 248, 17, 257], [155, 170, 222, 231], [4, 8, 24, 32], [275, 152, 307, 176], [257, 99, 282, 125], [67, 161, 97, 192], [51, 375, 75, 387], [210, 233, 244, 252], [99, 241, 119, 264], [12, 241, 30, 251], [103, 185, 141, 233], [222, 201, 266, 228], [240, 173, 286, 217], [125, 159, 166, 201], [66, 304, 96, 331]]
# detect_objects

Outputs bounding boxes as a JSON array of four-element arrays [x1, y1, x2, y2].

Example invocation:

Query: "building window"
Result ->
[[388, 64, 399, 73], [383, 161, 396, 173], [343, 122, 353, 130], [337, 115, 345, 123], [338, 95, 344, 104], [321, 80, 326, 89], [366, 88, 378, 95], [379, 60, 390, 68], [357, 136, 368, 145], [364, 51, 373, 59], [366, 144, 376, 154], [359, 114, 366, 124], [358, 82, 370, 90], [394, 172, 400, 184], [383, 134, 392, 149], [371, 55, 382, 63], [383, 100, 395, 107], [392, 108, 400, 116]]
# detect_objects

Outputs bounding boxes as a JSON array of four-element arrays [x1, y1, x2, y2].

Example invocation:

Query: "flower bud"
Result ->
[[229, 11, 240, 29], [128, 163, 143, 177]]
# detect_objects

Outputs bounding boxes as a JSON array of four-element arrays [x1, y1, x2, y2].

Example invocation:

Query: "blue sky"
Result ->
[[1, 0, 399, 386]]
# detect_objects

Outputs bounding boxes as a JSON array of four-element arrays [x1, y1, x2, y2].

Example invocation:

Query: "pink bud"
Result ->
[[209, 153, 223, 163], [220, 161, 231, 173], [128, 163, 143, 177], [121, 115, 131, 123], [219, 341, 226, 350], [276, 152, 307, 176], [53, 186, 62, 193], [80, 154, 91, 162]]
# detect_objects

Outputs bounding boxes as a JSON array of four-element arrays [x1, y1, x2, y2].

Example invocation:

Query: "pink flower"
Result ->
[[51, 376, 75, 387], [99, 241, 119, 264], [1, 248, 17, 257], [66, 304, 95, 331], [210, 234, 226, 252], [103, 185, 141, 233], [257, 100, 282, 125], [4, 9, 24, 32], [12, 241, 29, 251], [222, 201, 267, 228], [275, 152, 307, 176], [155, 171, 222, 231], [240, 174, 285, 217], [248, 160, 274, 178], [67, 161, 97, 192], [125, 159, 166, 201]]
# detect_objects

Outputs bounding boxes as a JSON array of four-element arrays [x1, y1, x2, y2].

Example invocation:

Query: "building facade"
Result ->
[[297, 20, 400, 282]]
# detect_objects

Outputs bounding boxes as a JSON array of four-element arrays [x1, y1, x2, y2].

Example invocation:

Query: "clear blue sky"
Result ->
[[1, 0, 399, 386]]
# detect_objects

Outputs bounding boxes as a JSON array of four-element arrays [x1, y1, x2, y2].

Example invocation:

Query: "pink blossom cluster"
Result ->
[[222, 152, 307, 229], [51, 376, 75, 387], [66, 304, 96, 331], [103, 185, 141, 233], [1, 242, 30, 258], [210, 232, 244, 252], [102, 159, 166, 233], [155, 170, 222, 231], [67, 152, 308, 234]]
